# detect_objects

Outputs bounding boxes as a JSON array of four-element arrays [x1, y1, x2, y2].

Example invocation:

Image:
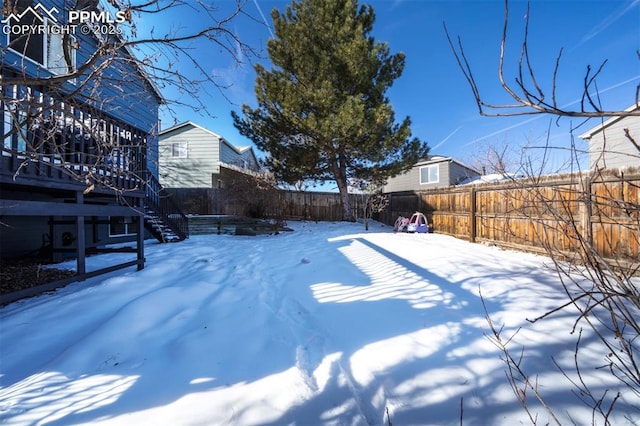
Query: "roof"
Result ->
[[413, 155, 480, 174], [159, 121, 259, 159], [579, 104, 640, 140], [160, 121, 223, 138]]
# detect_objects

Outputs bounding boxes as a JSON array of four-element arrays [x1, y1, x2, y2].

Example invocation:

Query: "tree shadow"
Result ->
[[1, 226, 636, 425]]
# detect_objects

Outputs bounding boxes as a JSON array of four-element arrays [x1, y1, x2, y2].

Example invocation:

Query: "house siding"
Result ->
[[159, 126, 219, 188], [220, 142, 259, 170], [437, 162, 450, 188], [0, 213, 132, 258], [82, 52, 159, 132], [449, 162, 480, 185], [240, 149, 260, 170], [219, 141, 239, 166], [384, 166, 420, 192], [586, 115, 640, 170], [1, 1, 160, 133], [147, 134, 160, 178], [383, 159, 481, 193], [159, 122, 260, 188], [0, 216, 49, 258]]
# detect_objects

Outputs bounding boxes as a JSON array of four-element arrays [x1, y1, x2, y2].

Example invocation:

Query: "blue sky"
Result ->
[[151, 0, 639, 178]]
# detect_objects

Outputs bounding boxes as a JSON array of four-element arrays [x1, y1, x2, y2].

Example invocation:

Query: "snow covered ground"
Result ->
[[1, 221, 638, 425]]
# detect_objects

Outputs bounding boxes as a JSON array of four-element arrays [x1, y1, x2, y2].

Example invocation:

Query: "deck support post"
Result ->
[[76, 191, 86, 277], [137, 197, 145, 270]]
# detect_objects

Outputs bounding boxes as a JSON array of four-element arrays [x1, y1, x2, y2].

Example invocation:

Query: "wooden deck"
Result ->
[[0, 81, 152, 298], [1, 83, 147, 195]]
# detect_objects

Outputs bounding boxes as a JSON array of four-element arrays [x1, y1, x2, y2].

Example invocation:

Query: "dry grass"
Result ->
[[0, 260, 75, 295]]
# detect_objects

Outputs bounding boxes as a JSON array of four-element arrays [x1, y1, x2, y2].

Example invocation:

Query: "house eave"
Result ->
[[414, 156, 481, 175], [159, 121, 223, 138], [579, 104, 640, 140], [159, 121, 259, 161]]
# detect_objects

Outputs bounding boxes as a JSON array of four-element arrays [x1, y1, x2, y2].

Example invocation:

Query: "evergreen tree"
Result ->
[[232, 0, 428, 220]]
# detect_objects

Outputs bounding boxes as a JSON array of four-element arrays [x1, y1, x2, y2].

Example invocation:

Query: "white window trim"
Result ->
[[419, 164, 439, 185], [171, 141, 188, 158], [46, 28, 77, 75]]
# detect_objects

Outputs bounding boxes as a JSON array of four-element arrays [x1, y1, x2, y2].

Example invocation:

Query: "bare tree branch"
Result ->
[[1, 0, 260, 195], [444, 0, 640, 118]]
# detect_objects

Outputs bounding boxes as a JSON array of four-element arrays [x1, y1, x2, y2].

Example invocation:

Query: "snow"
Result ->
[[458, 173, 525, 185], [1, 221, 638, 425]]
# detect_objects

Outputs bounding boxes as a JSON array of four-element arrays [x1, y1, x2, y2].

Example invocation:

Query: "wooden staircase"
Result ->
[[144, 173, 188, 243]]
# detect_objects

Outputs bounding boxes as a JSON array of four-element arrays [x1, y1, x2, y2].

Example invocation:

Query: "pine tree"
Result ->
[[232, 0, 428, 220]]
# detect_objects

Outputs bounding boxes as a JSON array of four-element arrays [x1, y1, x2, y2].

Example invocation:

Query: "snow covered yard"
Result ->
[[0, 221, 637, 425]]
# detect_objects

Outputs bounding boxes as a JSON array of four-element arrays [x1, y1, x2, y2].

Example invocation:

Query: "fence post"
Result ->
[[469, 186, 477, 243], [580, 175, 593, 247]]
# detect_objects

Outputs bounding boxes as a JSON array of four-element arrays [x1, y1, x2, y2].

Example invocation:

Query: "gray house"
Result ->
[[383, 156, 481, 192], [159, 122, 260, 188], [579, 105, 640, 171]]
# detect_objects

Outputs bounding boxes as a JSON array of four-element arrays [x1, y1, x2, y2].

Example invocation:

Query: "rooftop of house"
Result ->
[[413, 155, 481, 174], [579, 104, 640, 140], [159, 121, 258, 159]]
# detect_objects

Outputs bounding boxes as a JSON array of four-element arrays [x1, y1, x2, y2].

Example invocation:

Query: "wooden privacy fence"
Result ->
[[165, 187, 360, 222], [270, 190, 361, 221], [379, 172, 639, 266]]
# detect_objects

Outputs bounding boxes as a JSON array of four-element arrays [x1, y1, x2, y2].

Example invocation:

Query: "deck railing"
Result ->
[[145, 172, 189, 241], [1, 83, 146, 194]]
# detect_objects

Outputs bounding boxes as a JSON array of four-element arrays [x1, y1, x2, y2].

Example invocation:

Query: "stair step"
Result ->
[[143, 202, 187, 243]]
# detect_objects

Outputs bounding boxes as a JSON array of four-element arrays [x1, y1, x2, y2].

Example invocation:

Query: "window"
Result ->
[[7, 2, 44, 64], [46, 31, 76, 75], [419, 165, 439, 184], [3, 86, 28, 154], [109, 217, 136, 237], [5, 2, 77, 74], [2, 109, 16, 155], [172, 141, 188, 158]]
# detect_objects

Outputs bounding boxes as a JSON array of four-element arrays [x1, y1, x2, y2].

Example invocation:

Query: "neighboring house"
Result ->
[[158, 121, 260, 188], [579, 104, 640, 171], [0, 0, 186, 300], [383, 156, 481, 192]]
